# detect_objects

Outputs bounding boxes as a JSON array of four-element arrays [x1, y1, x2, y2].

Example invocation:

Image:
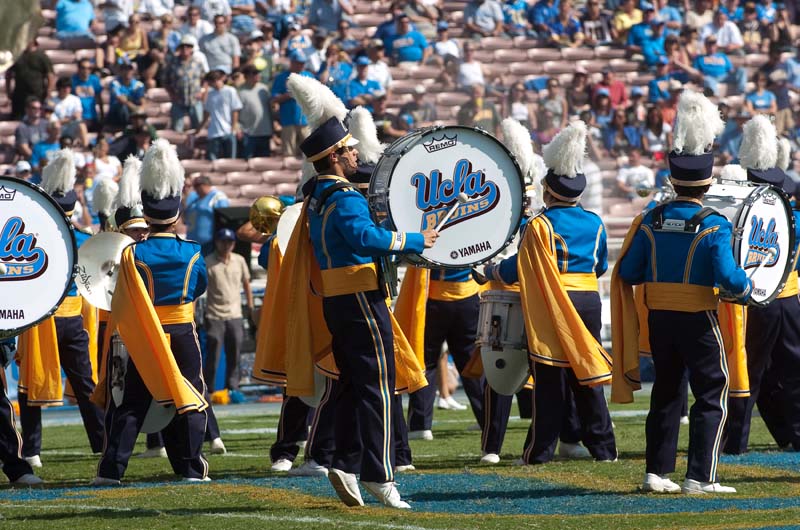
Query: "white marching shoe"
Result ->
[[395, 464, 416, 473], [642, 473, 681, 493], [480, 453, 500, 465], [408, 430, 433, 441], [682, 479, 736, 494], [209, 437, 227, 455], [24, 455, 42, 468], [680, 416, 690, 425], [183, 476, 212, 483], [137, 446, 167, 458], [12, 474, 43, 486], [90, 476, 122, 487], [288, 459, 329, 477], [558, 442, 591, 459], [271, 458, 293, 472], [328, 468, 364, 507], [361, 481, 411, 509]]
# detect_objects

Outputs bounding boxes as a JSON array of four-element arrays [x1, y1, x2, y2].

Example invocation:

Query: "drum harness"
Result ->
[[650, 203, 722, 234]]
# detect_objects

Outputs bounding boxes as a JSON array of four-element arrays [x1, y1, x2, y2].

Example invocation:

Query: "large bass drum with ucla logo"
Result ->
[[703, 183, 795, 307], [0, 176, 77, 338], [369, 126, 525, 268]]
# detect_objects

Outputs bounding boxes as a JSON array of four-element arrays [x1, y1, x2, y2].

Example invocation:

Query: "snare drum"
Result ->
[[477, 290, 529, 396], [369, 126, 525, 268], [703, 183, 796, 306], [0, 177, 77, 338]]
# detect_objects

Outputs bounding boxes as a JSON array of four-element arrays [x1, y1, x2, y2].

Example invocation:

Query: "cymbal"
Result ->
[[76, 232, 135, 311], [277, 203, 303, 256]]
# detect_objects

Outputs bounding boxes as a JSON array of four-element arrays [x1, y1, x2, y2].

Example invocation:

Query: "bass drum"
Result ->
[[703, 183, 796, 306], [276, 202, 303, 256], [370, 126, 525, 268], [477, 290, 529, 396], [0, 177, 77, 338]]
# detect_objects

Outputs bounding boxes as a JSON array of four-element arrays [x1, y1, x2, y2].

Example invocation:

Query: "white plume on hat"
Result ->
[[739, 115, 777, 171], [502, 118, 537, 182], [140, 139, 184, 200], [287, 73, 347, 129], [348, 106, 384, 164], [41, 148, 77, 196], [672, 90, 724, 156], [542, 120, 587, 178], [116, 155, 143, 209], [93, 178, 118, 218], [776, 137, 792, 172], [718, 164, 747, 183]]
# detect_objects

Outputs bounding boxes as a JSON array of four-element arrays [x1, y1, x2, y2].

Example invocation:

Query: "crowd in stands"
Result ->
[[3, 0, 800, 230]]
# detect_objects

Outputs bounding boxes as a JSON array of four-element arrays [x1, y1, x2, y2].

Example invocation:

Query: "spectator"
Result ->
[[627, 86, 647, 126], [769, 69, 793, 136], [664, 34, 692, 83], [717, 107, 747, 163], [648, 57, 673, 103], [690, 35, 747, 95], [108, 63, 146, 128], [372, 91, 406, 143], [101, 0, 133, 33], [566, 69, 591, 115], [686, 0, 713, 31], [738, 1, 766, 53], [30, 121, 63, 183], [163, 34, 209, 132], [386, 14, 430, 65], [616, 148, 654, 199], [612, 0, 642, 44], [504, 81, 537, 130], [582, 157, 603, 215], [193, 0, 232, 22], [317, 42, 353, 102], [548, 0, 584, 48], [640, 106, 672, 160], [6, 40, 54, 119], [504, 0, 532, 37], [183, 175, 230, 253], [181, 5, 214, 40], [758, 0, 777, 24], [148, 12, 182, 62], [118, 13, 150, 65], [592, 89, 614, 129], [14, 160, 32, 181], [92, 136, 123, 183], [437, 55, 460, 91], [582, 0, 615, 46], [71, 60, 103, 133], [766, 3, 794, 52], [720, 0, 744, 22], [137, 0, 175, 18], [116, 123, 153, 159], [200, 14, 242, 74], [366, 40, 393, 91], [457, 83, 500, 137], [402, 0, 439, 41], [346, 56, 382, 111], [199, 70, 243, 160], [464, 0, 505, 38], [699, 10, 744, 55], [680, 26, 701, 58], [204, 228, 253, 393], [541, 77, 568, 130], [271, 49, 313, 156], [229, 0, 258, 36], [654, 0, 682, 37], [787, 45, 800, 90], [243, 29, 279, 83], [55, 0, 96, 41], [432, 21, 460, 64], [603, 110, 641, 157], [49, 76, 89, 147], [14, 97, 49, 160], [758, 44, 784, 78], [658, 79, 683, 125], [284, 20, 313, 56], [593, 68, 628, 109], [305, 32, 328, 78], [333, 19, 360, 54], [308, 0, 353, 34], [581, 109, 604, 159], [457, 42, 487, 90], [627, 14, 665, 67], [744, 71, 777, 116], [533, 108, 559, 144], [400, 85, 437, 125], [238, 65, 273, 159], [528, 0, 558, 37]]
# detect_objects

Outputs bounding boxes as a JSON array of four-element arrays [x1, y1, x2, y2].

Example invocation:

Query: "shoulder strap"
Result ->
[[685, 207, 720, 232], [651, 202, 720, 233], [308, 180, 353, 214]]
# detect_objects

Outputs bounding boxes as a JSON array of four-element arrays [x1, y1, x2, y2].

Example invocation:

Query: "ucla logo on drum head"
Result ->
[[411, 158, 501, 231], [745, 215, 780, 269], [0, 217, 49, 281]]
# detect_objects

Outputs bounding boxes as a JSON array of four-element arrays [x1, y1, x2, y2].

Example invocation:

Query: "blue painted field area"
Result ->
[[721, 451, 800, 473]]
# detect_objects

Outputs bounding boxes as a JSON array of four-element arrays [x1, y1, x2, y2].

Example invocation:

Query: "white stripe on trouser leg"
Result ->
[[705, 310, 729, 483]]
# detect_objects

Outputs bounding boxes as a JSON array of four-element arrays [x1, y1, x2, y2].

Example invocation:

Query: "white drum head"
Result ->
[[277, 203, 302, 256], [0, 177, 76, 334], [385, 127, 524, 267], [299, 369, 326, 408], [141, 400, 176, 434]]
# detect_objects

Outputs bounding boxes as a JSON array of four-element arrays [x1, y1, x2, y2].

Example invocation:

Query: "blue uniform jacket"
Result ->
[[308, 176, 425, 271], [68, 230, 92, 297], [617, 199, 751, 298], [257, 235, 275, 270], [496, 204, 608, 285], [133, 233, 207, 306]]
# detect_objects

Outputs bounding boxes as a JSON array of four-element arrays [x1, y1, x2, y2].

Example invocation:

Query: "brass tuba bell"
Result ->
[[250, 195, 284, 235]]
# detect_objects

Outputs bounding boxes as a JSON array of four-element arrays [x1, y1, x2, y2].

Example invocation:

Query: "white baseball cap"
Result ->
[[15, 160, 31, 173]]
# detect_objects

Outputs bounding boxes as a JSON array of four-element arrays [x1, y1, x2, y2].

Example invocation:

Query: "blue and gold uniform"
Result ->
[[406, 267, 485, 435], [0, 338, 35, 482]]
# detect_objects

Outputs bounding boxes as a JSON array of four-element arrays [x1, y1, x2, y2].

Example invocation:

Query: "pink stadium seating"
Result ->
[[248, 157, 284, 171], [240, 183, 277, 198], [212, 158, 250, 173], [226, 171, 264, 186]]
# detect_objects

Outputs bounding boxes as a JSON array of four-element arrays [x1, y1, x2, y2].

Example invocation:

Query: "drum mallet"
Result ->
[[434, 192, 469, 232], [748, 248, 777, 280]]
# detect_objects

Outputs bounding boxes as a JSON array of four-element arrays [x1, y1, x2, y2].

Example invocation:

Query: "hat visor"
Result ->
[[345, 136, 359, 147], [125, 220, 149, 230]]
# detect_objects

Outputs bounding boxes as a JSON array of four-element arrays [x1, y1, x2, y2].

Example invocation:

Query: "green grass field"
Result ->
[[3, 393, 800, 530]]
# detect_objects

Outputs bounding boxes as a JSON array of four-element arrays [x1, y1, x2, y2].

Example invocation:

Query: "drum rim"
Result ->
[[370, 125, 526, 269], [0, 176, 78, 336]]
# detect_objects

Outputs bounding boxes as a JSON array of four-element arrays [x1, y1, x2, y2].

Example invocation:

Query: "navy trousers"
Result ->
[[97, 322, 209, 480], [725, 297, 800, 453], [303, 377, 337, 468], [270, 393, 310, 462], [394, 393, 413, 467], [323, 289, 396, 483], [407, 295, 485, 431], [0, 372, 33, 481], [646, 309, 729, 482], [521, 291, 616, 464], [19, 315, 105, 456]]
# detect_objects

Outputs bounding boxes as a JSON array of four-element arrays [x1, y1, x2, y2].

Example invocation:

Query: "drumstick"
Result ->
[[748, 248, 777, 280], [434, 193, 469, 232]]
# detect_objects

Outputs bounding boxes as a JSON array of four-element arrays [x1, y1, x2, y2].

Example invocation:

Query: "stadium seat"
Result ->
[[509, 62, 543, 76], [512, 36, 542, 49], [408, 65, 442, 80], [543, 61, 576, 74], [353, 13, 387, 27], [226, 171, 263, 186], [181, 159, 209, 173], [54, 63, 78, 77], [0, 121, 19, 137], [609, 58, 640, 73], [45, 49, 76, 64], [480, 37, 514, 51], [282, 157, 304, 170], [206, 173, 227, 186], [212, 158, 250, 173], [275, 182, 298, 196], [240, 183, 277, 198], [472, 49, 494, 63], [147, 88, 171, 103], [746, 54, 768, 67], [594, 46, 627, 59], [262, 170, 300, 184], [248, 157, 284, 171], [37, 36, 60, 50], [493, 49, 529, 63]]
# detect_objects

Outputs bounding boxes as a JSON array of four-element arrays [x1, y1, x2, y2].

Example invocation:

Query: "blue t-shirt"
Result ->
[[71, 73, 102, 121], [657, 6, 682, 36], [55, 0, 94, 34], [110, 77, 145, 107], [30, 141, 60, 182], [745, 90, 776, 110], [229, 0, 256, 34], [387, 31, 428, 63], [548, 17, 582, 38], [346, 78, 382, 111], [641, 35, 665, 66], [271, 70, 314, 126], [693, 53, 732, 79], [319, 61, 353, 102], [647, 75, 671, 103], [183, 189, 230, 245], [527, 0, 559, 27]]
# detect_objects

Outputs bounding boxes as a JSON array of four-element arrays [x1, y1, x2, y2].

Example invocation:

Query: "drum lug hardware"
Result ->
[[490, 315, 503, 351]]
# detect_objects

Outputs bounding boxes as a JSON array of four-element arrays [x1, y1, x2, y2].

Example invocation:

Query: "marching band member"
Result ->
[[725, 120, 800, 454], [93, 179, 118, 233], [484, 121, 617, 466], [17, 149, 105, 468], [94, 140, 210, 484], [613, 90, 752, 494]]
